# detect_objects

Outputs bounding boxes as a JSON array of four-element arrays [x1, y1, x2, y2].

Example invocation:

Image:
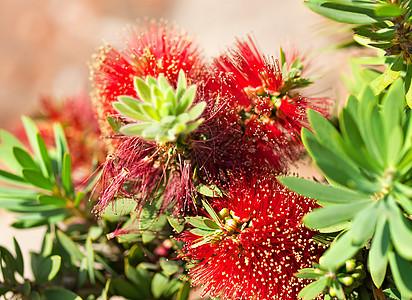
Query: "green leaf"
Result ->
[[53, 123, 69, 175], [0, 246, 17, 283], [106, 116, 122, 134], [176, 70, 187, 99], [119, 122, 153, 137], [298, 276, 327, 300], [21, 169, 54, 191], [187, 101, 206, 120], [368, 217, 391, 288], [308, 109, 349, 160], [134, 77, 152, 103], [0, 169, 27, 185], [56, 230, 84, 264], [304, 0, 380, 24], [383, 287, 402, 300], [12, 147, 39, 171], [0, 129, 26, 172], [159, 257, 179, 275], [141, 103, 161, 121], [176, 280, 190, 300], [151, 272, 169, 299], [302, 128, 379, 194], [370, 56, 403, 95], [176, 85, 197, 114], [35, 133, 54, 180], [41, 230, 54, 257], [163, 279, 182, 298], [43, 289, 82, 300], [186, 216, 218, 230], [388, 252, 412, 298], [31, 253, 61, 284], [11, 209, 68, 228], [85, 237, 95, 285], [349, 203, 378, 245], [111, 278, 140, 299], [29, 291, 41, 300], [167, 216, 184, 233], [201, 199, 222, 225], [113, 102, 148, 122], [279, 176, 369, 205], [197, 184, 223, 197], [99, 279, 111, 300], [381, 78, 405, 143], [13, 238, 24, 277], [294, 268, 325, 279], [62, 153, 73, 196], [101, 198, 137, 222], [321, 232, 363, 269], [37, 195, 67, 207], [303, 201, 372, 229], [375, 3, 404, 17], [124, 263, 151, 299], [388, 202, 412, 260], [118, 96, 152, 121]]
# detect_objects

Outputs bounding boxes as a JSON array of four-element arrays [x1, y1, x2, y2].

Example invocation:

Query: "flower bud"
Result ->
[[225, 219, 238, 233], [339, 276, 354, 286], [345, 259, 356, 272], [219, 208, 230, 218]]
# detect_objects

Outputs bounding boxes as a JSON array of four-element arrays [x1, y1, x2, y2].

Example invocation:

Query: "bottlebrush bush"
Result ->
[[0, 1, 411, 300]]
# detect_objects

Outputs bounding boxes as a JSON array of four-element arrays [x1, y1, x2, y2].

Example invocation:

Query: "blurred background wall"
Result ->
[[0, 0, 355, 270], [0, 0, 356, 129]]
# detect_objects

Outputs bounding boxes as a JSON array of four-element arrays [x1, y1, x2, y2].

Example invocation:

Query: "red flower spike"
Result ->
[[179, 173, 325, 300], [89, 20, 205, 148], [211, 37, 331, 171]]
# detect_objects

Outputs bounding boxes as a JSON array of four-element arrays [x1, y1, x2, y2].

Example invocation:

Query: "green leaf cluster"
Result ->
[[305, 0, 412, 106], [280, 79, 412, 298], [296, 258, 367, 300], [279, 47, 317, 93], [0, 118, 87, 228], [0, 237, 82, 300], [114, 70, 206, 142]]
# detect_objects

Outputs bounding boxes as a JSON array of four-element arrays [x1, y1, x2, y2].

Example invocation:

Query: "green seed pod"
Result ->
[[225, 219, 238, 233], [338, 276, 354, 287], [219, 208, 230, 218], [345, 259, 356, 272], [328, 287, 337, 297]]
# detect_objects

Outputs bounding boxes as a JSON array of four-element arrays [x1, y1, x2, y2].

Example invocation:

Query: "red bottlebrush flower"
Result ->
[[211, 36, 331, 171], [179, 173, 325, 300], [93, 91, 243, 221], [14, 93, 105, 186], [89, 20, 205, 149]]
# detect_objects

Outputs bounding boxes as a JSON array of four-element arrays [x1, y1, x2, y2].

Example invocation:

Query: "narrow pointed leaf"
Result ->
[[303, 201, 372, 229], [62, 153, 73, 196], [389, 203, 412, 260], [53, 123, 69, 174], [22, 169, 54, 191], [12, 147, 39, 171], [388, 252, 412, 298], [279, 176, 370, 204], [368, 218, 391, 288], [38, 195, 67, 207], [304, 0, 380, 24], [321, 232, 363, 269], [298, 276, 327, 300], [370, 57, 403, 95]]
